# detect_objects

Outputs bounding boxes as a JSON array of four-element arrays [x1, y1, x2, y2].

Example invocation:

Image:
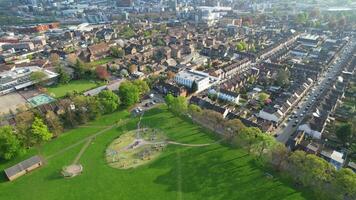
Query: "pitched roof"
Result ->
[[4, 155, 42, 178], [88, 42, 109, 54]]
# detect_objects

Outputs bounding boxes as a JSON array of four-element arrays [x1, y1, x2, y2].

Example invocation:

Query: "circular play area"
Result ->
[[105, 128, 167, 169], [61, 164, 83, 178]]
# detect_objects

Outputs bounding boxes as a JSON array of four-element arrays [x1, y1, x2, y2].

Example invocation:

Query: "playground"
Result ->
[[106, 128, 167, 169]]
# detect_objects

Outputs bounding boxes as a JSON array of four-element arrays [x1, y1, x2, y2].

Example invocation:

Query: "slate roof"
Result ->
[[4, 156, 42, 178]]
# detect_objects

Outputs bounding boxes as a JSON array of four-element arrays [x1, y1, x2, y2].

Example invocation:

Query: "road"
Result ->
[[276, 38, 356, 143]]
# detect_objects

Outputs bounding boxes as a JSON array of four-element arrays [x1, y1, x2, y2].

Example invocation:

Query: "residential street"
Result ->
[[276, 38, 356, 143]]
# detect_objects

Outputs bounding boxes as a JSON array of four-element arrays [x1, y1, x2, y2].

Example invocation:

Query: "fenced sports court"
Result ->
[[28, 94, 56, 107]]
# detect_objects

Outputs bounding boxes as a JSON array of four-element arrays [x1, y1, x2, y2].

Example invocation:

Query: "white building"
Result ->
[[209, 88, 240, 104], [298, 123, 322, 139], [174, 70, 219, 93], [258, 107, 283, 123]]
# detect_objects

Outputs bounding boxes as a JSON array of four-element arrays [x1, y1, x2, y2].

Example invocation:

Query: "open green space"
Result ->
[[0, 107, 313, 200], [47, 80, 102, 98]]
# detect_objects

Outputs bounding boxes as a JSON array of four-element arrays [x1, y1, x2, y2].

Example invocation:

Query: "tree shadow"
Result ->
[[152, 147, 314, 200], [45, 170, 63, 181]]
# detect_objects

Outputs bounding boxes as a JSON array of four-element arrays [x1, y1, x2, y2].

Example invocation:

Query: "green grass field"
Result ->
[[47, 80, 101, 98], [0, 107, 313, 200], [88, 57, 115, 67]]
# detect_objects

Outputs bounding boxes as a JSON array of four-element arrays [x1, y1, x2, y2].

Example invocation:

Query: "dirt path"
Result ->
[[72, 137, 93, 164], [46, 125, 115, 160]]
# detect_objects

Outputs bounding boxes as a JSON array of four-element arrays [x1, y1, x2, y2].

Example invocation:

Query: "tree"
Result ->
[[167, 71, 176, 80], [275, 69, 290, 87], [56, 66, 70, 84], [225, 119, 245, 136], [72, 95, 90, 124], [74, 59, 88, 79], [128, 64, 137, 74], [144, 75, 160, 88], [119, 81, 140, 106], [236, 127, 261, 153], [87, 96, 102, 120], [236, 43, 244, 51], [30, 71, 48, 83], [271, 144, 289, 171], [258, 92, 270, 103], [156, 38, 165, 46], [165, 94, 175, 109], [287, 150, 308, 184], [170, 96, 188, 115], [61, 101, 78, 128], [254, 133, 277, 159], [241, 41, 248, 50], [191, 81, 198, 93], [250, 43, 256, 52], [133, 79, 150, 95], [95, 66, 110, 80], [30, 117, 53, 145], [288, 151, 335, 189], [336, 123, 352, 145], [15, 111, 35, 148], [0, 126, 22, 160], [302, 154, 334, 190], [333, 168, 356, 200], [188, 104, 202, 115], [98, 90, 120, 114], [120, 26, 135, 39], [110, 47, 125, 58], [296, 12, 309, 24], [45, 111, 63, 137]]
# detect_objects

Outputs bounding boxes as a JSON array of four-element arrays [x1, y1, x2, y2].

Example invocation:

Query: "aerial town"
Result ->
[[0, 0, 355, 200]]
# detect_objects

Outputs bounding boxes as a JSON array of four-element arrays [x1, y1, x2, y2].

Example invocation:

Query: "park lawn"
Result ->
[[47, 80, 102, 98], [0, 107, 314, 200]]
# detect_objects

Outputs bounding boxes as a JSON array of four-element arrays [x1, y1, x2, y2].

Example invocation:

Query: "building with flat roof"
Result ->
[[174, 70, 219, 92], [0, 66, 58, 95]]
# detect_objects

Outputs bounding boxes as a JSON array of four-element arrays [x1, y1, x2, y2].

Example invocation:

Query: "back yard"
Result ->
[[47, 79, 102, 98]]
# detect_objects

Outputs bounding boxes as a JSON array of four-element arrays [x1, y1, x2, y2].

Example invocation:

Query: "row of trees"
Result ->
[[119, 80, 149, 106], [192, 108, 356, 200], [163, 95, 356, 199], [0, 90, 122, 161], [164, 94, 188, 115], [0, 116, 52, 160], [0, 79, 150, 161]]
